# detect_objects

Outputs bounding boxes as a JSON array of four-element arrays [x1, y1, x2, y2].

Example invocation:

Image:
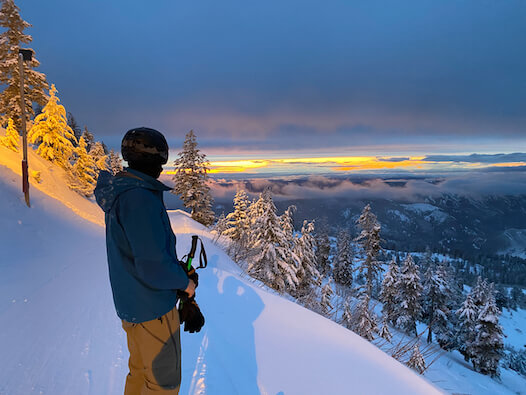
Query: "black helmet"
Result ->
[[121, 127, 169, 165]]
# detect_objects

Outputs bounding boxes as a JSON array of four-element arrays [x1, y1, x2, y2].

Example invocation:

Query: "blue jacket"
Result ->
[[94, 168, 189, 323]]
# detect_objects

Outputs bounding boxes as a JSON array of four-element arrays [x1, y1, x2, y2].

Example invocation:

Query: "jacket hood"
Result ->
[[94, 168, 172, 213]]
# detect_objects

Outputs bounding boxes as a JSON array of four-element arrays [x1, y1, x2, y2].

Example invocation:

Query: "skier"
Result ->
[[95, 127, 202, 394]]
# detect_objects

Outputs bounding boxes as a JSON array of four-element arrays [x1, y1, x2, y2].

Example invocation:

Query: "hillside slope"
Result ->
[[0, 154, 441, 394]]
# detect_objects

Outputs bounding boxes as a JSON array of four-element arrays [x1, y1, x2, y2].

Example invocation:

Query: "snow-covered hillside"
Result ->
[[0, 146, 443, 394]]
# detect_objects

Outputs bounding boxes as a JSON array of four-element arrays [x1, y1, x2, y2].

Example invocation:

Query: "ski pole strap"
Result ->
[[184, 235, 207, 271], [197, 237, 207, 270]]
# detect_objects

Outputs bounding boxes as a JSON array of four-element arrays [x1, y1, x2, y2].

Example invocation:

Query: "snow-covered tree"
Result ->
[[355, 204, 382, 297], [28, 84, 76, 169], [67, 112, 81, 143], [172, 130, 215, 226], [395, 254, 422, 336], [0, 0, 48, 130], [247, 189, 299, 293], [223, 189, 250, 242], [212, 213, 228, 237], [81, 127, 94, 151], [380, 258, 400, 325], [333, 229, 353, 288], [293, 220, 321, 300], [379, 317, 393, 342], [422, 262, 451, 344], [69, 136, 97, 197], [88, 141, 109, 171], [315, 222, 331, 276], [340, 298, 353, 329], [108, 149, 123, 175], [471, 288, 504, 377], [353, 293, 378, 341], [456, 292, 478, 362], [407, 345, 426, 374], [0, 117, 18, 151], [320, 278, 334, 317]]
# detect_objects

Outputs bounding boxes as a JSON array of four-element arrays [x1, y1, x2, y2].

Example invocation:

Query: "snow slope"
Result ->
[[0, 154, 442, 394]]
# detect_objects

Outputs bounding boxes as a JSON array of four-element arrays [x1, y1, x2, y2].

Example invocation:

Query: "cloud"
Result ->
[[424, 153, 526, 164], [377, 157, 410, 162], [208, 170, 526, 203]]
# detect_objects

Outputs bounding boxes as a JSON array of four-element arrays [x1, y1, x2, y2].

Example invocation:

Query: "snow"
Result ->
[[401, 203, 449, 223], [500, 308, 526, 349], [388, 209, 411, 223], [0, 152, 442, 394]]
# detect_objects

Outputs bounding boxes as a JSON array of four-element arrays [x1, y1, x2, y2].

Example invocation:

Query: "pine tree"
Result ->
[[108, 149, 123, 175], [172, 130, 215, 226], [456, 292, 478, 362], [67, 112, 81, 143], [69, 136, 97, 197], [247, 189, 299, 293], [315, 223, 331, 276], [0, 0, 48, 130], [471, 287, 504, 377], [353, 293, 378, 340], [293, 220, 321, 301], [333, 229, 353, 288], [341, 298, 354, 329], [320, 278, 334, 317], [395, 254, 423, 336], [0, 117, 18, 151], [422, 262, 451, 344], [88, 141, 108, 171], [27, 84, 76, 169], [407, 345, 426, 374], [223, 189, 250, 242], [355, 204, 382, 297], [81, 127, 95, 151], [212, 212, 228, 237], [379, 317, 393, 342], [380, 258, 400, 325]]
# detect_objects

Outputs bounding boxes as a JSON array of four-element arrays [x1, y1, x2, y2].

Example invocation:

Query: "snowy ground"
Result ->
[[1, 144, 524, 394], [0, 147, 440, 394]]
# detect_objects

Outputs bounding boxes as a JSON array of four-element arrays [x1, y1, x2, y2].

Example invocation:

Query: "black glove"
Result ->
[[187, 268, 199, 289], [179, 298, 205, 333]]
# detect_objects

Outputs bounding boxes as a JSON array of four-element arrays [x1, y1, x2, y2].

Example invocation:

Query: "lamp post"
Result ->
[[18, 48, 32, 208]]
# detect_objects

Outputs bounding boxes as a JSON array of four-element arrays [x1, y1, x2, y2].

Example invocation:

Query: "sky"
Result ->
[[14, 0, 526, 177]]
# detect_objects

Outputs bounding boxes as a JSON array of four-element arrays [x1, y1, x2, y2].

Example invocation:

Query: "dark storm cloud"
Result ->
[[18, 0, 526, 150], [377, 157, 410, 163], [424, 153, 526, 163]]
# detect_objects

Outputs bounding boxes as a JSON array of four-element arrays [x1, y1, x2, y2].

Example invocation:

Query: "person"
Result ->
[[95, 127, 196, 394]]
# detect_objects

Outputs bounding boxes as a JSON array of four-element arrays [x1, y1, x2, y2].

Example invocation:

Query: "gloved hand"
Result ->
[[187, 268, 199, 289], [179, 298, 205, 333]]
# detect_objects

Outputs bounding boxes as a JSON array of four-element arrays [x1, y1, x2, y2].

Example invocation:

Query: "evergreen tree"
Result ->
[[247, 189, 299, 293], [395, 254, 423, 336], [333, 229, 353, 288], [456, 292, 478, 362], [340, 298, 353, 329], [223, 189, 250, 242], [0, 117, 18, 151], [422, 262, 451, 344], [379, 317, 393, 342], [212, 212, 228, 237], [108, 149, 123, 175], [315, 221, 331, 276], [353, 293, 378, 340], [293, 220, 321, 300], [380, 258, 400, 325], [355, 204, 382, 297], [0, 0, 48, 129], [28, 84, 76, 169], [67, 112, 81, 143], [407, 345, 426, 374], [320, 278, 334, 317], [69, 136, 97, 197], [471, 287, 504, 377], [81, 126, 94, 151], [172, 130, 214, 226], [88, 141, 108, 171]]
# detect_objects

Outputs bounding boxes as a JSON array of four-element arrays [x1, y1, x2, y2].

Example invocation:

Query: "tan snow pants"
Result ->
[[122, 306, 181, 394]]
